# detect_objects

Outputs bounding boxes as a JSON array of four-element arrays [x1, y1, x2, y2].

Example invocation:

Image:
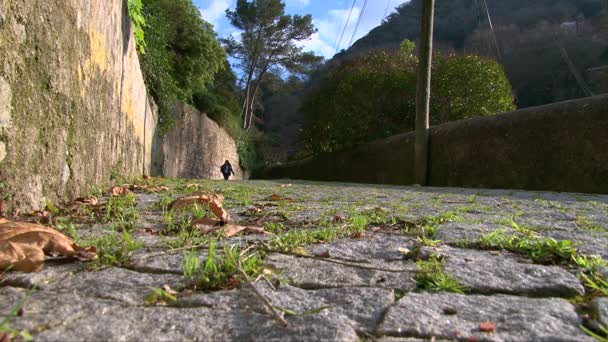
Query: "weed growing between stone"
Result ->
[[105, 193, 138, 231], [182, 241, 263, 291], [476, 229, 577, 263], [88, 230, 141, 269], [144, 287, 177, 306], [402, 210, 462, 246], [415, 256, 467, 294], [580, 324, 608, 342], [580, 272, 608, 297], [572, 255, 608, 273], [576, 214, 608, 234], [0, 289, 33, 341]]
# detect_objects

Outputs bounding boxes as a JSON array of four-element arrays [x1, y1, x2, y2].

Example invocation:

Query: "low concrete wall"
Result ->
[[0, 0, 157, 211], [258, 95, 608, 194], [160, 104, 244, 180]]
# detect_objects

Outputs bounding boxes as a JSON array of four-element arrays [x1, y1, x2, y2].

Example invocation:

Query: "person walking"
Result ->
[[220, 160, 235, 180]]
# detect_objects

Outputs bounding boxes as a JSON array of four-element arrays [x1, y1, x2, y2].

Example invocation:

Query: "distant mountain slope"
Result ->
[[336, 0, 608, 107]]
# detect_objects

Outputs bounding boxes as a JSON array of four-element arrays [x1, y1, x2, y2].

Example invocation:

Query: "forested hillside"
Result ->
[[340, 0, 608, 107]]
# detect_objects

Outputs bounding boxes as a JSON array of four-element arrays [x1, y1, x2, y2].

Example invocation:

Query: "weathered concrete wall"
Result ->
[[258, 95, 608, 194], [0, 0, 157, 211], [160, 104, 244, 180]]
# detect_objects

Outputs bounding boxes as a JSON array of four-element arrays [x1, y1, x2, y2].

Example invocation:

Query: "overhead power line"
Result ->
[[383, 0, 392, 20], [481, 0, 502, 60], [348, 0, 368, 48], [335, 0, 358, 54], [333, 1, 351, 51]]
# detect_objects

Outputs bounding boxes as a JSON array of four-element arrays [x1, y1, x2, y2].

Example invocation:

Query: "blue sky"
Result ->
[[193, 0, 410, 59]]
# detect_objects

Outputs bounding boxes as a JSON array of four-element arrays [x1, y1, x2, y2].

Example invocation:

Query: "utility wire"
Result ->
[[348, 0, 368, 48], [333, 1, 351, 52], [383, 0, 392, 20], [481, 0, 502, 60], [557, 41, 594, 96], [335, 0, 358, 54]]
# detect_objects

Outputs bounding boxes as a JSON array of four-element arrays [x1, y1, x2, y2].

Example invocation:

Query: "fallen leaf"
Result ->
[[332, 215, 345, 223], [479, 322, 496, 333], [222, 224, 266, 238], [141, 185, 169, 193], [191, 217, 222, 234], [0, 199, 4, 217], [170, 193, 230, 222], [109, 186, 132, 196], [279, 184, 292, 188], [270, 194, 282, 201], [64, 197, 98, 212], [0, 219, 96, 272]]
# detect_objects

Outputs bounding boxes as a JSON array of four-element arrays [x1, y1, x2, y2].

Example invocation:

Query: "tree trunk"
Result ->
[[414, 0, 434, 186]]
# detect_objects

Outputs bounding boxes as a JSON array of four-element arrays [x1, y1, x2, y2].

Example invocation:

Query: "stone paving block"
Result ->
[[267, 253, 416, 291], [309, 287, 395, 333], [306, 234, 415, 265], [36, 306, 359, 342], [435, 222, 504, 243], [420, 246, 584, 297], [0, 262, 86, 289], [130, 250, 202, 275], [0, 287, 123, 334], [53, 267, 183, 305], [377, 293, 592, 341]]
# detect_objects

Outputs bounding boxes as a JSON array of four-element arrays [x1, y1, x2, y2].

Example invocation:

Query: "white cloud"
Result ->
[[303, 0, 410, 59], [286, 0, 310, 6], [199, 0, 231, 31]]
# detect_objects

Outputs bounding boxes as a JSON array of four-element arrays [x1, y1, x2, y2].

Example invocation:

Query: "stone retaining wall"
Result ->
[[258, 95, 608, 194], [0, 0, 157, 211], [160, 104, 245, 180]]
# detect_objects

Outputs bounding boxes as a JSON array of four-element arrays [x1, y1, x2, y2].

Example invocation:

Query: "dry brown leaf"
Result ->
[[0, 219, 96, 272], [170, 193, 230, 222], [141, 185, 169, 193], [279, 184, 292, 188], [64, 196, 98, 212], [191, 217, 222, 234], [333, 215, 345, 223], [269, 193, 293, 202], [0, 199, 4, 217], [221, 224, 266, 238], [109, 186, 133, 196]]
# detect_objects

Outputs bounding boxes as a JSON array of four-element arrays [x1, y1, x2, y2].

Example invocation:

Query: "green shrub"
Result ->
[[303, 41, 515, 154]]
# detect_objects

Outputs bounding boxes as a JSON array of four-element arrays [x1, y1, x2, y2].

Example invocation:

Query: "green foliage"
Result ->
[[580, 272, 608, 297], [476, 229, 577, 263], [183, 241, 263, 291], [303, 47, 514, 154], [223, 0, 322, 130], [572, 255, 608, 273], [144, 287, 177, 306], [140, 0, 226, 134], [127, 0, 147, 54], [416, 257, 467, 294], [268, 227, 343, 253], [105, 193, 138, 231], [89, 230, 142, 268], [580, 324, 608, 342]]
